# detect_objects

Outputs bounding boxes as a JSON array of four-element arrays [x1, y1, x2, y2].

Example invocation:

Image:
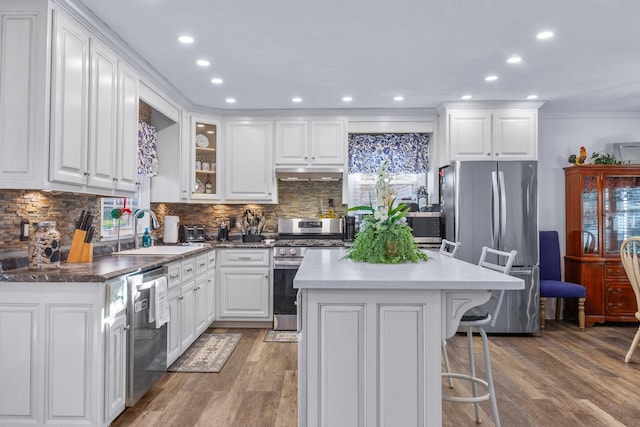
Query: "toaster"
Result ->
[[179, 225, 206, 242]]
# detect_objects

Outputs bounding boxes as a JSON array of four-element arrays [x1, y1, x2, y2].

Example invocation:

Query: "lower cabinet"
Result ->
[[167, 250, 216, 366], [216, 249, 272, 321], [104, 309, 127, 423]]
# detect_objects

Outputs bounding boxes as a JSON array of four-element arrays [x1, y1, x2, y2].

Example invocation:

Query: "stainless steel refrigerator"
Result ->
[[440, 161, 539, 333]]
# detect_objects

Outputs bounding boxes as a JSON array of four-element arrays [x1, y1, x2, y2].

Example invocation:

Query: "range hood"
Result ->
[[275, 167, 344, 182]]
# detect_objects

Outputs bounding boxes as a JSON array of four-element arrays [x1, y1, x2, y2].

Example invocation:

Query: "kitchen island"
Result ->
[[294, 248, 524, 427]]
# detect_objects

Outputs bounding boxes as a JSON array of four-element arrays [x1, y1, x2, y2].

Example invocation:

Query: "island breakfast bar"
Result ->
[[294, 248, 524, 427]]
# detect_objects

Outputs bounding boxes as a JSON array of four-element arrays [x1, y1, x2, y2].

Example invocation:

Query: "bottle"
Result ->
[[327, 198, 335, 219], [417, 186, 428, 212], [29, 221, 61, 269], [142, 228, 152, 247], [205, 176, 212, 194]]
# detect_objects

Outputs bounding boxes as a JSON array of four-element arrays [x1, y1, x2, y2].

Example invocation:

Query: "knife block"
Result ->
[[67, 230, 93, 263]]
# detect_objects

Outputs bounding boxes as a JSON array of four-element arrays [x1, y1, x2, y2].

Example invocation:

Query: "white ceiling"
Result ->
[[74, 0, 640, 113]]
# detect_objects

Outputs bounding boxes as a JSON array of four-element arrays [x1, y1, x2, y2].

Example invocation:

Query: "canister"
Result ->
[[29, 221, 61, 269]]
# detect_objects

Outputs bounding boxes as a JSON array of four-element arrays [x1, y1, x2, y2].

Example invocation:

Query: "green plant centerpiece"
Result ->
[[346, 159, 429, 264]]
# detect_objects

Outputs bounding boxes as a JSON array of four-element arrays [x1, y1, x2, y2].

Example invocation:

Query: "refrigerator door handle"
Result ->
[[491, 171, 500, 247], [498, 170, 507, 246]]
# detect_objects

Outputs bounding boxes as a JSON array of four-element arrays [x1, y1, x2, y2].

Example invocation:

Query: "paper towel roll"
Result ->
[[163, 216, 180, 243]]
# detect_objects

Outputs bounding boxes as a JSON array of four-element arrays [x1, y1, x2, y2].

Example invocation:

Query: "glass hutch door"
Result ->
[[603, 174, 640, 255], [192, 118, 218, 199], [582, 175, 599, 255]]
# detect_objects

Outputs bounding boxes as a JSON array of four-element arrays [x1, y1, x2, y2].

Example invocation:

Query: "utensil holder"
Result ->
[[67, 230, 93, 263]]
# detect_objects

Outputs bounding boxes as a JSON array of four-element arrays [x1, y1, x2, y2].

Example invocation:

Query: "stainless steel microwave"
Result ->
[[406, 212, 442, 244]]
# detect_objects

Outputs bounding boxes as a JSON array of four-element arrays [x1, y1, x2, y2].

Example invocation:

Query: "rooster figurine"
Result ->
[[568, 146, 588, 165]]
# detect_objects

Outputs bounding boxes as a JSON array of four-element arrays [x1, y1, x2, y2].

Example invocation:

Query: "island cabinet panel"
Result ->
[[300, 289, 440, 427], [564, 165, 640, 326], [0, 306, 37, 421]]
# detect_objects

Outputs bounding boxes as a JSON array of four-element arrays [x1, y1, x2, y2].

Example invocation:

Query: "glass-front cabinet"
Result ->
[[565, 165, 640, 326], [191, 117, 219, 200]]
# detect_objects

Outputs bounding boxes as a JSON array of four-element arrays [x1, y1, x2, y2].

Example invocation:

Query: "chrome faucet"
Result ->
[[133, 208, 160, 249]]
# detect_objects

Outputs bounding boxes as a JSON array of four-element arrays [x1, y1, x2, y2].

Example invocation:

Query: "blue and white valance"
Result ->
[[138, 120, 158, 176], [348, 133, 429, 174]]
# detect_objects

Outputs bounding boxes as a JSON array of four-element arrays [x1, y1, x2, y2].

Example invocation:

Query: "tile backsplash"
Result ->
[[0, 180, 344, 258]]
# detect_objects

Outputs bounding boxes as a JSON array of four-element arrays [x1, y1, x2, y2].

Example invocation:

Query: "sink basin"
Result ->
[[114, 244, 210, 256]]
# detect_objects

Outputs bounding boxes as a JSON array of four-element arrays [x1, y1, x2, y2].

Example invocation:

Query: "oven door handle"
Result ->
[[273, 260, 302, 269]]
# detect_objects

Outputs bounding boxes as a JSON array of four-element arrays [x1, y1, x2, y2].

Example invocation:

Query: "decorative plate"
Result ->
[[196, 134, 209, 148]]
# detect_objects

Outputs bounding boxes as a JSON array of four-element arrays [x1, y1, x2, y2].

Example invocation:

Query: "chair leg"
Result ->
[[577, 298, 586, 331], [625, 326, 640, 363], [479, 327, 501, 427], [555, 297, 562, 321], [466, 326, 482, 424], [442, 339, 454, 388], [540, 297, 546, 330]]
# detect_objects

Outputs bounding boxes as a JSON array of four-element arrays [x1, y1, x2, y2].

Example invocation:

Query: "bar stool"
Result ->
[[439, 239, 462, 387], [442, 247, 517, 427]]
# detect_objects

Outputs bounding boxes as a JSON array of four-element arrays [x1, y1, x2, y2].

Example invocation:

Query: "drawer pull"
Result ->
[[199, 262, 206, 267], [238, 256, 252, 260], [608, 287, 622, 295], [170, 273, 179, 279], [608, 302, 622, 308], [185, 267, 193, 272]]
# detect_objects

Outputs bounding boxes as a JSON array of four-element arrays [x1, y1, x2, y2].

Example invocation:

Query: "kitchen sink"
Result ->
[[113, 243, 210, 256]]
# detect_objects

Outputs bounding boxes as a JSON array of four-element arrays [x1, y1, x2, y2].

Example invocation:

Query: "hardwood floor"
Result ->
[[113, 322, 640, 427]]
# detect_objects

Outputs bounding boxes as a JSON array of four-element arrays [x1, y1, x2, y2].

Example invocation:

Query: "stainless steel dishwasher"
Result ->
[[126, 266, 168, 407]]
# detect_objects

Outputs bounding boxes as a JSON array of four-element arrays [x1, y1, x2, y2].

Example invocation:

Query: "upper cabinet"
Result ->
[[0, 3, 139, 196], [438, 102, 543, 164], [224, 121, 275, 202], [275, 120, 345, 166], [191, 116, 220, 200], [50, 10, 139, 195]]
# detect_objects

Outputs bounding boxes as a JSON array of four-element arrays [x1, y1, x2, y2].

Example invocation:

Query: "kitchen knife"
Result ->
[[84, 226, 95, 243], [76, 210, 85, 229], [83, 212, 93, 231]]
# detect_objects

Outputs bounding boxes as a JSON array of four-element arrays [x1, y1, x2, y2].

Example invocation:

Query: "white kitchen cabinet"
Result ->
[[104, 309, 127, 424], [224, 121, 275, 202], [217, 249, 271, 321], [275, 120, 345, 166], [207, 250, 216, 323], [439, 102, 542, 163], [190, 116, 221, 200], [49, 8, 139, 195], [179, 279, 198, 351], [0, 283, 106, 426], [0, 3, 48, 190], [167, 285, 182, 366], [49, 9, 90, 186]]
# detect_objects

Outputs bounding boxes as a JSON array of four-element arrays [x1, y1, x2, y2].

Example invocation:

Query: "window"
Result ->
[[100, 197, 142, 240], [347, 133, 429, 209]]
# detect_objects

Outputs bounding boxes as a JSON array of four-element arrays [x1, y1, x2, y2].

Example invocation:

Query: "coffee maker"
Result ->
[[343, 216, 356, 241], [217, 222, 229, 241]]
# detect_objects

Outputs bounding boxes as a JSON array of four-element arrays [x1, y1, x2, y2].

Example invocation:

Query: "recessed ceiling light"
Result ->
[[206, 130, 215, 134], [485, 75, 498, 82], [225, 98, 236, 104], [196, 124, 205, 128], [342, 96, 353, 102], [393, 96, 404, 101], [507, 56, 522, 64], [461, 95, 472, 100], [526, 94, 539, 100], [210, 78, 223, 84], [536, 31, 554, 40], [196, 59, 210, 67], [292, 97, 302, 103], [178, 35, 194, 44]]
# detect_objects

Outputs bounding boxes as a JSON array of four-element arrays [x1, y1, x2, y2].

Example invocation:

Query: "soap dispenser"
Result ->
[[141, 228, 152, 247]]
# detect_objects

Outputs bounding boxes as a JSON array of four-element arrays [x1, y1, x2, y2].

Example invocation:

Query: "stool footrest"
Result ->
[[442, 373, 490, 403]]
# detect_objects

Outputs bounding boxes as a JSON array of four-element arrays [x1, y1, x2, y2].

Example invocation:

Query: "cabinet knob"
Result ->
[[124, 325, 130, 330], [84, 171, 90, 176], [113, 177, 118, 181], [265, 274, 269, 279], [312, 156, 315, 160], [486, 153, 491, 156], [304, 156, 308, 160]]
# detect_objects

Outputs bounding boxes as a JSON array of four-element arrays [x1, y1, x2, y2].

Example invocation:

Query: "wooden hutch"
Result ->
[[565, 165, 640, 326]]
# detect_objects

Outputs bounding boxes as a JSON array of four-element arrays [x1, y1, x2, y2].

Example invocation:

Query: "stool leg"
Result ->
[[578, 298, 586, 331], [480, 327, 501, 427], [442, 339, 454, 388], [555, 297, 562, 320], [540, 297, 546, 330], [625, 326, 640, 363], [467, 326, 481, 424]]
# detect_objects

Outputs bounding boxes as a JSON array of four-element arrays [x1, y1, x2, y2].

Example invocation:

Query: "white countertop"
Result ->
[[294, 248, 524, 290]]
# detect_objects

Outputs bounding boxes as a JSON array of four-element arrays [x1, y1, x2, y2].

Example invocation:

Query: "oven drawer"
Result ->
[[219, 249, 269, 267]]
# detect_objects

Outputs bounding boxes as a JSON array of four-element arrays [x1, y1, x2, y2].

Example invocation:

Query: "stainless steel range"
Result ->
[[273, 218, 344, 330]]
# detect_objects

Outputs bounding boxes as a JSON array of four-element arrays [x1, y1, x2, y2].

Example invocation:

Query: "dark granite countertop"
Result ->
[[0, 241, 273, 283]]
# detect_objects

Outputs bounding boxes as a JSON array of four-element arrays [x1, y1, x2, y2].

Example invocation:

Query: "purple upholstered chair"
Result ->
[[539, 230, 586, 331]]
